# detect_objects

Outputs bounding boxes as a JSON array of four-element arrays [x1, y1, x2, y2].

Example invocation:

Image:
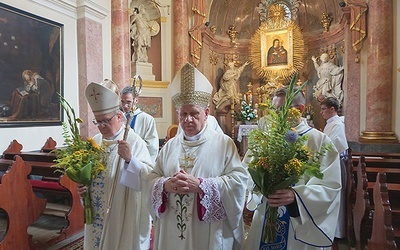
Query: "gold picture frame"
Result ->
[[250, 20, 306, 84]]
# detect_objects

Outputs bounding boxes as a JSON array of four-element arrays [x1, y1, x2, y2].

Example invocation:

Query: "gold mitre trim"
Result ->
[[171, 63, 212, 109]]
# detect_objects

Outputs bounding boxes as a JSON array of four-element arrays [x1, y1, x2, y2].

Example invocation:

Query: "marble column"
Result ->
[[173, 0, 189, 75], [111, 0, 131, 88], [341, 6, 361, 142], [77, 17, 104, 139], [360, 0, 397, 143]]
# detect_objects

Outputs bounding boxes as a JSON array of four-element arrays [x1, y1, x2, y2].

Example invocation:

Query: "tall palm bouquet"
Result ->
[[53, 94, 107, 224], [247, 74, 331, 243]]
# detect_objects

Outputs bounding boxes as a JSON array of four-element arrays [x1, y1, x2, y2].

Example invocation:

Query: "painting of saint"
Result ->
[[267, 38, 288, 66]]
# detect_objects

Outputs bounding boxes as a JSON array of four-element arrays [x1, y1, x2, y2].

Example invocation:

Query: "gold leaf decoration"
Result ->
[[249, 19, 306, 84]]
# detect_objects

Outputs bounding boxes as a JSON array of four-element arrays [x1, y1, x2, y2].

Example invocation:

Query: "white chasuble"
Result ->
[[84, 129, 153, 250], [148, 125, 249, 250], [243, 119, 342, 250]]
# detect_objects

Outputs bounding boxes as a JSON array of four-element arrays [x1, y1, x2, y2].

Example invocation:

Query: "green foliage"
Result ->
[[247, 73, 332, 243], [247, 73, 329, 197], [52, 93, 107, 224]]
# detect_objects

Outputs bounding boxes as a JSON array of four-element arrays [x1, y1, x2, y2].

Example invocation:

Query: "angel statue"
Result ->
[[213, 61, 250, 109]]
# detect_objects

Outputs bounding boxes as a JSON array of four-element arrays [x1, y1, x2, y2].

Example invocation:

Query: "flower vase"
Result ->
[[263, 205, 278, 243], [245, 120, 252, 125]]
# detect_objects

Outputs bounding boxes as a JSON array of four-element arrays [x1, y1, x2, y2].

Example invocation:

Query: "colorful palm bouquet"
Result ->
[[53, 94, 106, 224], [247, 75, 331, 243], [235, 100, 258, 123]]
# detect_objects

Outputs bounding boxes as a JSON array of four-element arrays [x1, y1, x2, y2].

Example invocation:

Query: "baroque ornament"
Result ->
[[249, 4, 306, 84]]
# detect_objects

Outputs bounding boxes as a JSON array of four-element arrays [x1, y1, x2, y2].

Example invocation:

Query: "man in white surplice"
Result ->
[[120, 85, 159, 163], [243, 87, 341, 250], [147, 63, 248, 250], [83, 80, 153, 249], [320, 97, 348, 240]]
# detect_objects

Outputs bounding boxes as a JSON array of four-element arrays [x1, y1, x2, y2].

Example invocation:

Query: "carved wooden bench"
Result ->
[[350, 152, 400, 248], [0, 138, 84, 247], [367, 172, 397, 249], [0, 156, 47, 250]]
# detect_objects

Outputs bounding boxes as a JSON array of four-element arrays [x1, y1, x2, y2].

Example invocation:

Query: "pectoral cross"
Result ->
[[179, 153, 195, 173]]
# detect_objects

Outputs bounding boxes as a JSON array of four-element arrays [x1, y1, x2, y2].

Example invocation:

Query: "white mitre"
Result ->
[[169, 63, 213, 109], [85, 79, 120, 115]]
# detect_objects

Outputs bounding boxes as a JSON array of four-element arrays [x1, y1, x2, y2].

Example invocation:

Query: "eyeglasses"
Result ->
[[92, 114, 116, 126]]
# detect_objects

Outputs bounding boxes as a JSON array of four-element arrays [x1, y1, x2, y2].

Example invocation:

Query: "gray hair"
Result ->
[[273, 86, 306, 106]]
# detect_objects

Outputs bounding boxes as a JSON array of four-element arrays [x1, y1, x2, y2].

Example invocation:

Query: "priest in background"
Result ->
[[243, 86, 341, 250], [120, 85, 159, 163]]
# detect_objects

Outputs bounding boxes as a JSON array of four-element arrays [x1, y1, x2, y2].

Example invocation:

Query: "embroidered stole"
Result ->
[[130, 111, 143, 130], [259, 206, 290, 250]]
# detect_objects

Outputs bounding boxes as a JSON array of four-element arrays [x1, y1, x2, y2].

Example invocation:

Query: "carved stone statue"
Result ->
[[312, 53, 344, 104], [213, 61, 249, 109], [130, 5, 152, 63]]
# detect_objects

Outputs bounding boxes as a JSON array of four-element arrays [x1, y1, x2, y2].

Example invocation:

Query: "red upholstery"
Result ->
[[29, 179, 68, 192]]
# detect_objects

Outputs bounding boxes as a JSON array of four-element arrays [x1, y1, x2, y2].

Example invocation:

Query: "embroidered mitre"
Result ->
[[169, 63, 213, 109]]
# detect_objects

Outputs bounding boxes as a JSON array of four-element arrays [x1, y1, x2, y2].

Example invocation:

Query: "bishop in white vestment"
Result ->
[[84, 80, 153, 250], [148, 63, 248, 250]]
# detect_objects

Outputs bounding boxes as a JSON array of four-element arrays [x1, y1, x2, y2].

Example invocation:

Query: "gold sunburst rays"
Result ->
[[249, 20, 306, 84]]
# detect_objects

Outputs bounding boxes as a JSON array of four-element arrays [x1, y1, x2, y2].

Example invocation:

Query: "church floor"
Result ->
[[0, 209, 352, 250]]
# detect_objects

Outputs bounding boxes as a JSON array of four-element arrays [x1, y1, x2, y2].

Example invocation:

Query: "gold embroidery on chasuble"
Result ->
[[173, 193, 192, 240], [180, 153, 195, 173], [171, 143, 202, 240]]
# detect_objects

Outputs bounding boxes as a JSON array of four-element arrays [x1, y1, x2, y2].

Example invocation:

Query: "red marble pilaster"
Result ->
[[77, 18, 103, 138], [340, 7, 361, 142], [361, 0, 397, 142], [111, 0, 131, 88], [173, 0, 189, 75]]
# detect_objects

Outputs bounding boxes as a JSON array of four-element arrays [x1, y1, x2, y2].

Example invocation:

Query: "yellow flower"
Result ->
[[287, 108, 301, 125], [88, 137, 101, 150], [257, 157, 269, 170], [284, 158, 303, 176], [52, 94, 108, 225]]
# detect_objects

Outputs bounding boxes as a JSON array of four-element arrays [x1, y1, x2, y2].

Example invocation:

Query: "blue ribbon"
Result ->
[[259, 205, 290, 250]]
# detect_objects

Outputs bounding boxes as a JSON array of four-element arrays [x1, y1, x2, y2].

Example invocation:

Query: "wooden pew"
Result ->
[[0, 138, 84, 246], [352, 155, 371, 250], [352, 151, 400, 159], [0, 156, 47, 250], [346, 148, 356, 247], [367, 172, 397, 249], [351, 157, 400, 168], [350, 152, 400, 248]]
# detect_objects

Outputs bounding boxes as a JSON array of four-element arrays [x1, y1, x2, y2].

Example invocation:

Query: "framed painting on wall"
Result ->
[[260, 29, 293, 69], [0, 3, 63, 127], [249, 20, 305, 84]]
